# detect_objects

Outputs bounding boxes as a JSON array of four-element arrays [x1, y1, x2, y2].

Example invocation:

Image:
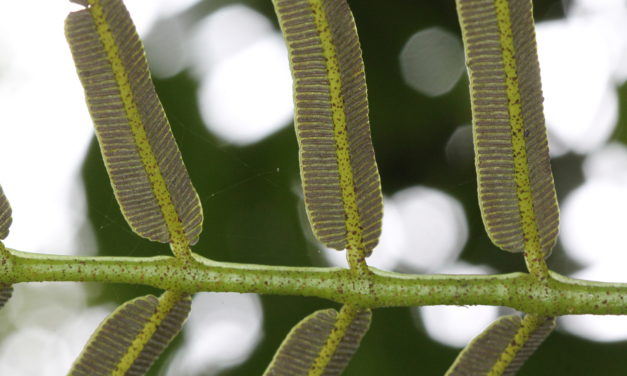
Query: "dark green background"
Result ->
[[80, 1, 627, 375]]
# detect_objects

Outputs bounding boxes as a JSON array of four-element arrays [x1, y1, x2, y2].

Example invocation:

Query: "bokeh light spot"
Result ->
[[187, 5, 275, 78], [399, 27, 465, 97], [445, 124, 474, 169], [392, 186, 468, 271], [536, 0, 627, 155], [416, 263, 498, 348], [321, 186, 467, 272], [0, 284, 111, 375], [190, 5, 293, 145], [197, 34, 293, 145], [561, 144, 627, 266], [321, 197, 406, 271], [560, 143, 627, 341], [166, 293, 263, 376], [560, 265, 627, 342]]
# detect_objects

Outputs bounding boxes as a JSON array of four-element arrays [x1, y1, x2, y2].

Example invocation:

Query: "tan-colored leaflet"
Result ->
[[0, 185, 11, 240], [0, 185, 14, 309], [65, 0, 203, 250], [502, 315, 556, 375], [69, 292, 191, 376], [263, 307, 371, 376], [272, 0, 383, 256], [445, 315, 555, 376], [0, 285, 12, 310], [456, 0, 559, 256]]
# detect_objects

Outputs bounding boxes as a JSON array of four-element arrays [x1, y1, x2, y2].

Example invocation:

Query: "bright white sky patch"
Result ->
[[0, 284, 111, 375], [130, 0, 203, 78], [582, 142, 627, 182], [0, 1, 95, 255], [187, 5, 275, 78], [560, 143, 627, 341], [190, 5, 293, 145], [125, 0, 201, 35], [197, 35, 293, 145], [321, 186, 468, 272], [321, 197, 406, 271], [392, 186, 468, 271], [165, 293, 263, 376], [399, 27, 465, 97], [144, 17, 189, 79], [561, 179, 627, 265], [560, 265, 627, 342], [415, 263, 499, 348], [561, 144, 627, 266], [536, 0, 627, 155]]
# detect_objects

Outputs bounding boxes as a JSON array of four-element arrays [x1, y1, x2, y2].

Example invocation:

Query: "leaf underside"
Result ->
[[65, 0, 203, 246], [0, 185, 12, 240], [502, 316, 555, 374], [0, 185, 14, 309], [69, 292, 191, 376], [272, 0, 383, 255], [0, 285, 12, 310], [456, 0, 559, 255], [446, 315, 555, 376], [264, 308, 371, 376]]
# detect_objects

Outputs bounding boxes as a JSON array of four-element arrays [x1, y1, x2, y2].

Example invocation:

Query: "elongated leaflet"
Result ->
[[446, 314, 555, 376], [0, 185, 14, 309], [69, 291, 191, 376], [499, 315, 556, 375], [0, 185, 11, 241], [272, 0, 383, 257], [264, 306, 371, 376], [0, 285, 12, 310], [456, 0, 559, 259], [65, 0, 203, 252]]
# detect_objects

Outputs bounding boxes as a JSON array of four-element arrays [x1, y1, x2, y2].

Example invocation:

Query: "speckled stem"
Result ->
[[1, 248, 626, 316]]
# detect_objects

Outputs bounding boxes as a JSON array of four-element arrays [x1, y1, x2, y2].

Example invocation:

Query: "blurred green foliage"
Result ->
[[80, 0, 627, 374]]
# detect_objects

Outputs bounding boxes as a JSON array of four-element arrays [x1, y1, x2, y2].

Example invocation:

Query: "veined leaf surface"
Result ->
[[264, 306, 371, 376], [0, 185, 14, 309], [272, 0, 383, 255], [446, 314, 555, 376], [69, 291, 191, 376], [456, 0, 559, 255], [0, 185, 11, 241], [65, 0, 203, 250], [0, 285, 12, 310]]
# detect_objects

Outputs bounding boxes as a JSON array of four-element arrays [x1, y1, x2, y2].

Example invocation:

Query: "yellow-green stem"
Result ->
[[2, 248, 627, 316]]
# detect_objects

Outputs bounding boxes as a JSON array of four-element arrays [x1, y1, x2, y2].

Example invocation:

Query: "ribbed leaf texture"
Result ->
[[0, 285, 13, 310], [0, 185, 12, 240], [456, 0, 559, 255], [69, 292, 191, 376], [272, 0, 383, 255], [446, 315, 555, 376], [65, 0, 203, 247], [0, 185, 14, 310], [264, 308, 371, 376], [503, 316, 556, 375]]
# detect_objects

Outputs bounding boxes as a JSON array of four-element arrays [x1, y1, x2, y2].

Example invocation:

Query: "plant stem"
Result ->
[[2, 248, 627, 316]]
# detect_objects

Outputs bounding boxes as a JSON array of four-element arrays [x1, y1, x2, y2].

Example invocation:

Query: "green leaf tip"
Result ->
[[456, 0, 559, 257], [64, 0, 203, 252], [272, 0, 383, 257], [446, 314, 555, 376], [264, 306, 371, 376], [69, 291, 191, 376]]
